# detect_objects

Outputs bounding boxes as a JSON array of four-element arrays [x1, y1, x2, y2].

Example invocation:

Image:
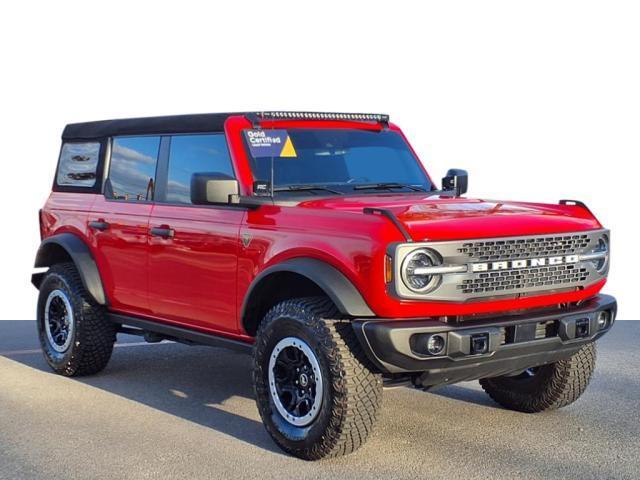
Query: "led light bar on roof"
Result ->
[[255, 111, 390, 123]]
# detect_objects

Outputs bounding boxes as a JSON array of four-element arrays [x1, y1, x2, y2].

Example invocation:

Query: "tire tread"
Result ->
[[479, 343, 597, 413], [253, 296, 383, 460], [38, 262, 115, 376]]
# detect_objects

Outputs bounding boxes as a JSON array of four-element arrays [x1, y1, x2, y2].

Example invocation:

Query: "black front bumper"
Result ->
[[352, 294, 617, 387]]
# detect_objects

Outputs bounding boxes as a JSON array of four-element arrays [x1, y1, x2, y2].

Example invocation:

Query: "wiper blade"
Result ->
[[353, 182, 426, 192], [273, 185, 344, 195]]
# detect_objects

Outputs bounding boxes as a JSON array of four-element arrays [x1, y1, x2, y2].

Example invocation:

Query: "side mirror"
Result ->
[[190, 172, 239, 205], [442, 168, 468, 197]]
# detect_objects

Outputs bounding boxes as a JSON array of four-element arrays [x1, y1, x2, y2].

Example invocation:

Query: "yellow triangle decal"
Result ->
[[280, 136, 297, 157]]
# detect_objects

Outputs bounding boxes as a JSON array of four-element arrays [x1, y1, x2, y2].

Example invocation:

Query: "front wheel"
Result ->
[[479, 343, 597, 413], [253, 297, 383, 460]]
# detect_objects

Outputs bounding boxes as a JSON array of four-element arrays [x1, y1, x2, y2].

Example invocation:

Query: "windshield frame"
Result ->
[[242, 126, 434, 196]]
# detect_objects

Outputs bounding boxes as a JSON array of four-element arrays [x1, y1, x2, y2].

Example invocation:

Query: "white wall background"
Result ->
[[0, 1, 637, 319]]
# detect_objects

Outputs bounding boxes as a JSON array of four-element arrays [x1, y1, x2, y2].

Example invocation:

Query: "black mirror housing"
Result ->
[[190, 172, 239, 205], [442, 168, 468, 197]]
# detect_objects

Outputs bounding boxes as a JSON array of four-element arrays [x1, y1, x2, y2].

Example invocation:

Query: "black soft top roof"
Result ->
[[62, 111, 390, 141], [62, 112, 242, 140]]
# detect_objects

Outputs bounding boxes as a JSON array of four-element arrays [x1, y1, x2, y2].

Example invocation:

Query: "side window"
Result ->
[[56, 142, 100, 187], [166, 134, 233, 204], [107, 136, 160, 201]]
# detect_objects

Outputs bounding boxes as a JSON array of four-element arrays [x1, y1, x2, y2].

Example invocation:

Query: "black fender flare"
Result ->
[[32, 233, 106, 305], [241, 257, 375, 322]]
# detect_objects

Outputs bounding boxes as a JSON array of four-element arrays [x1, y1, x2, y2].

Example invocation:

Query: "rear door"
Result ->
[[147, 133, 244, 333], [89, 135, 161, 316]]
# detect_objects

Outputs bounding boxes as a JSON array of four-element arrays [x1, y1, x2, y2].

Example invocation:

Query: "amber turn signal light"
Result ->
[[385, 255, 393, 283]]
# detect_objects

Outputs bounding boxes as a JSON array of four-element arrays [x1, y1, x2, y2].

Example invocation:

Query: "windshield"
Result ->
[[246, 129, 432, 194]]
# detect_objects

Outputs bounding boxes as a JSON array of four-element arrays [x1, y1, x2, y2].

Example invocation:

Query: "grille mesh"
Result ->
[[458, 234, 592, 262], [458, 264, 589, 295]]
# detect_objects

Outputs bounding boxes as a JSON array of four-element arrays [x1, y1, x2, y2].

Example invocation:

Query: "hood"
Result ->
[[297, 194, 602, 241]]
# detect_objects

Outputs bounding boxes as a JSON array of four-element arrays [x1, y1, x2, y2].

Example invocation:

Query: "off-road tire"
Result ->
[[36, 262, 116, 376], [479, 343, 596, 413], [253, 297, 383, 460]]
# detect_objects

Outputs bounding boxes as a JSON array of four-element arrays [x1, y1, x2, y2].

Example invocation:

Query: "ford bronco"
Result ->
[[33, 112, 616, 459]]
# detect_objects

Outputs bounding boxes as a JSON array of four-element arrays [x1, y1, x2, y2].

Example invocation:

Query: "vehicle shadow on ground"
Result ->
[[2, 325, 499, 455], [2, 320, 638, 463], [2, 324, 281, 454], [429, 383, 499, 408]]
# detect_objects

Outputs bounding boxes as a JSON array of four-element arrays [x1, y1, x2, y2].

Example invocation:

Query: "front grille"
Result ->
[[458, 234, 592, 262], [458, 264, 589, 295], [392, 229, 608, 301]]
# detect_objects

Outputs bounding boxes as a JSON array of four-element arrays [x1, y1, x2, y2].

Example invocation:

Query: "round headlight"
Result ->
[[593, 235, 609, 273], [401, 248, 442, 293]]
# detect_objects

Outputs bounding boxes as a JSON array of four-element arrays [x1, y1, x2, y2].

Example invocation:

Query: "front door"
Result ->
[[147, 133, 243, 334]]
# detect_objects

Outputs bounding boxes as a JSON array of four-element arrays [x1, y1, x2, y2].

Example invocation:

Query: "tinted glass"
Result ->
[[166, 134, 233, 204], [108, 136, 160, 201], [56, 142, 100, 187], [249, 129, 430, 193]]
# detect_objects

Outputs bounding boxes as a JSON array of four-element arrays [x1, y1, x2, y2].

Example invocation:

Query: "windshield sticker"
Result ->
[[244, 129, 297, 158]]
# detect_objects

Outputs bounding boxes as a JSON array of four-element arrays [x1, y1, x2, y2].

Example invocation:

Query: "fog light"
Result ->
[[427, 334, 446, 355], [597, 310, 611, 330]]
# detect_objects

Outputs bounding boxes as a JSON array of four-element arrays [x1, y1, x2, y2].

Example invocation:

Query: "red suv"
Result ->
[[33, 112, 616, 459]]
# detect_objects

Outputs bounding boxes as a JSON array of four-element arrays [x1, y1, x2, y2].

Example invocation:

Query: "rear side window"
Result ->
[[165, 134, 233, 204], [107, 136, 160, 202], [56, 142, 100, 187]]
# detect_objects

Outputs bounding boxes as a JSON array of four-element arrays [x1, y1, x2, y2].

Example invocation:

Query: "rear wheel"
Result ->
[[479, 343, 596, 412], [36, 263, 116, 376], [253, 297, 383, 460]]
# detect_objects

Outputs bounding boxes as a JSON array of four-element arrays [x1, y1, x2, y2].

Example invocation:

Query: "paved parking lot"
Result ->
[[1, 320, 638, 480]]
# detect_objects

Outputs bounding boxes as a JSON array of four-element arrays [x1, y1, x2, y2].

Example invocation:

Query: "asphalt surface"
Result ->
[[1, 320, 638, 480]]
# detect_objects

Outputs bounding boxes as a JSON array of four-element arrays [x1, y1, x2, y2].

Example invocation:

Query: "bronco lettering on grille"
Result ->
[[471, 255, 580, 273]]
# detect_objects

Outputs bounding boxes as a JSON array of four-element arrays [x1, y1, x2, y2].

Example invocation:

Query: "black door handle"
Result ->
[[150, 227, 175, 238], [89, 220, 110, 231]]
